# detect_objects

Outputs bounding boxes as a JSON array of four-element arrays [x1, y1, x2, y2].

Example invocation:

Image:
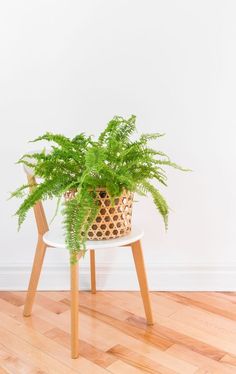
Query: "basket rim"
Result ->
[[65, 187, 133, 193]]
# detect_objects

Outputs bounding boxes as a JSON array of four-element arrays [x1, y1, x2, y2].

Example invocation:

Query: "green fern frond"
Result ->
[[153, 159, 190, 171], [139, 133, 165, 143], [30, 132, 72, 148], [142, 180, 169, 229], [9, 184, 32, 199]]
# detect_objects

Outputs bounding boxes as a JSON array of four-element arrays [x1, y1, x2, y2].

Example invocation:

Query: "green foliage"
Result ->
[[11, 115, 188, 262]]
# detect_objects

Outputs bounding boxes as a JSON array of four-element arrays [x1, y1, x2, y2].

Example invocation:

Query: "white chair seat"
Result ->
[[43, 226, 144, 250]]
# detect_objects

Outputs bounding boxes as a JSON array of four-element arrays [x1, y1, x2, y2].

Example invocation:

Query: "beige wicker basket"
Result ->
[[64, 188, 134, 240]]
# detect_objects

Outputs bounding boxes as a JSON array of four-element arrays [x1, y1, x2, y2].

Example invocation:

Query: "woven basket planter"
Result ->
[[64, 189, 134, 240]]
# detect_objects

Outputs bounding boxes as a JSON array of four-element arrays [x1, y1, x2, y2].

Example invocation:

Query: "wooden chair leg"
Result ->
[[70, 259, 79, 359], [23, 237, 47, 317], [90, 250, 96, 294], [131, 240, 154, 325]]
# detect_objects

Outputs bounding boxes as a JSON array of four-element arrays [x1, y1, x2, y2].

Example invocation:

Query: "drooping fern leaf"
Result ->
[[142, 180, 169, 229]]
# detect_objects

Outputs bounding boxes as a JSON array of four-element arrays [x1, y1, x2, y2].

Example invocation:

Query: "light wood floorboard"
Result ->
[[0, 292, 235, 373]]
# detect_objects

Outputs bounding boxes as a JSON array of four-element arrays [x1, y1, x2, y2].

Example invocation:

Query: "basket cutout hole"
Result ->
[[99, 191, 107, 198]]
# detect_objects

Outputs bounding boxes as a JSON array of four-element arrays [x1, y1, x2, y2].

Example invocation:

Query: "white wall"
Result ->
[[1, 0, 236, 290]]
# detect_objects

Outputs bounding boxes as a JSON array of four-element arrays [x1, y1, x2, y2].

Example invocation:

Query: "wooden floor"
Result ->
[[0, 292, 236, 373]]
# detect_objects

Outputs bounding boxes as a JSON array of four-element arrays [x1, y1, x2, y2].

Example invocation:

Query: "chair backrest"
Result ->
[[23, 156, 49, 236]]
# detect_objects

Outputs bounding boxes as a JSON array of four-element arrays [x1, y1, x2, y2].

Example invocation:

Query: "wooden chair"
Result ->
[[23, 163, 154, 359]]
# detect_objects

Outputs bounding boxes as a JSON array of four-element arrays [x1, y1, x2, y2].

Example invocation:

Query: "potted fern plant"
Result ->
[[12, 115, 186, 262]]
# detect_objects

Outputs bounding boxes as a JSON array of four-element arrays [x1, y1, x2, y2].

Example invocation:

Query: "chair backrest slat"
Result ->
[[26, 174, 49, 236]]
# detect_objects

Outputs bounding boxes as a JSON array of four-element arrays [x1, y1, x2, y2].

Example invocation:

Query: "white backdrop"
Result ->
[[0, 1, 236, 290]]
